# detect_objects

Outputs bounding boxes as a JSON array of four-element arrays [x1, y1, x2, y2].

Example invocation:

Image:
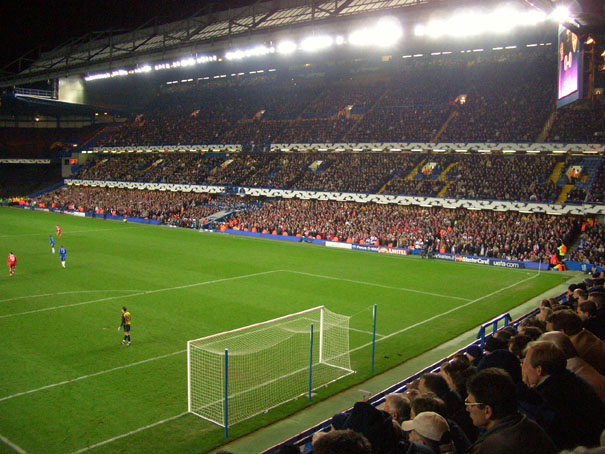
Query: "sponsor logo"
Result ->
[[378, 247, 408, 256], [491, 259, 523, 269], [352, 244, 379, 252], [326, 241, 352, 250]]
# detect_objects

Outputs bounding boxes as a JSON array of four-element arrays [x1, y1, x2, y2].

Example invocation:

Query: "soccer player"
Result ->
[[59, 246, 66, 268], [49, 235, 55, 254], [7, 252, 17, 277], [56, 225, 62, 239], [119, 306, 131, 346]]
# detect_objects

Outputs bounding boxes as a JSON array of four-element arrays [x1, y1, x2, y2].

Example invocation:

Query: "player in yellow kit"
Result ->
[[119, 306, 131, 346]]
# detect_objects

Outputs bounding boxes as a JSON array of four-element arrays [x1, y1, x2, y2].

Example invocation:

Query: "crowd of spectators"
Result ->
[[35, 186, 251, 227], [568, 222, 605, 267], [228, 199, 580, 263], [85, 46, 605, 148], [444, 154, 559, 202], [0, 163, 62, 198], [587, 158, 605, 203], [32, 185, 589, 265], [547, 102, 605, 144], [71, 151, 586, 203]]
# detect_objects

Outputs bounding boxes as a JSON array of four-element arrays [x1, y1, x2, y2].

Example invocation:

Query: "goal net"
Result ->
[[187, 306, 353, 427]]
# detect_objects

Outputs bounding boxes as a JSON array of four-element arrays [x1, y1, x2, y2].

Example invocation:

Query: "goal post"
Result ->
[[187, 306, 353, 428]]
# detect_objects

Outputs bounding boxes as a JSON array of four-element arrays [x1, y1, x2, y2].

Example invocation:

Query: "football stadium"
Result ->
[[1, 0, 604, 453]]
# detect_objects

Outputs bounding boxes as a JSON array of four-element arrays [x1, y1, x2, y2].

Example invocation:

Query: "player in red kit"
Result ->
[[56, 225, 62, 239], [7, 252, 17, 277]]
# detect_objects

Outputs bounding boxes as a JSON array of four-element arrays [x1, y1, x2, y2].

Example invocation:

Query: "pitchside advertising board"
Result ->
[[557, 24, 583, 109]]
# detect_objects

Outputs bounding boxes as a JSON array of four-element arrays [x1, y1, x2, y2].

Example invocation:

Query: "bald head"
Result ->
[[538, 331, 578, 359]]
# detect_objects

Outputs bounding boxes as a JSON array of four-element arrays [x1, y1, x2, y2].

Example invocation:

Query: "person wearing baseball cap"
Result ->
[[401, 411, 455, 454]]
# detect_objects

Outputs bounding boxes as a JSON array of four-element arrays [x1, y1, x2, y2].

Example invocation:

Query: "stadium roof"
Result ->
[[0, 0, 558, 89]]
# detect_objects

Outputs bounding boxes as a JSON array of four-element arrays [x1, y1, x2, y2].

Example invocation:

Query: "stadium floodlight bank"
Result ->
[[187, 306, 353, 430]]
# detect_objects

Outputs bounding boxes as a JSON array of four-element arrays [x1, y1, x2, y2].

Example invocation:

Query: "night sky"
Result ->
[[0, 0, 256, 72]]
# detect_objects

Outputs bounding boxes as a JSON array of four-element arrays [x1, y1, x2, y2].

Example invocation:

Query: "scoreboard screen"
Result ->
[[557, 25, 582, 108]]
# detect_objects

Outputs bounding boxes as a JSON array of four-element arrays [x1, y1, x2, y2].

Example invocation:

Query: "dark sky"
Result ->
[[0, 0, 257, 72]]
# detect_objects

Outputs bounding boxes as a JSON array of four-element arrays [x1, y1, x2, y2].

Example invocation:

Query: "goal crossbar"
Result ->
[[187, 306, 353, 429]]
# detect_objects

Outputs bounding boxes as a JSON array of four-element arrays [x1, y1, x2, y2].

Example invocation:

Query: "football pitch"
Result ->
[[0, 207, 567, 454]]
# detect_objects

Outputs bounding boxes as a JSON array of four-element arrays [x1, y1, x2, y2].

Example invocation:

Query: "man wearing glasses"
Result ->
[[465, 368, 556, 454]]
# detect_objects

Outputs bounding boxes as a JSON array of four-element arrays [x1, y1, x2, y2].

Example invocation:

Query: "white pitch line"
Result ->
[[0, 270, 280, 319], [349, 326, 385, 337], [0, 290, 145, 304], [0, 350, 185, 403], [0, 434, 28, 454], [71, 412, 188, 454], [65, 274, 539, 453], [349, 273, 539, 355], [280, 270, 472, 302]]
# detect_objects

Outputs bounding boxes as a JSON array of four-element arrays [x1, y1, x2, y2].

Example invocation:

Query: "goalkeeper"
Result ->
[[118, 306, 131, 346]]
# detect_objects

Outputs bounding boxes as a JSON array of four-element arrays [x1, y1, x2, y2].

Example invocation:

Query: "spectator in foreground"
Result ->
[[522, 341, 605, 449], [312, 429, 372, 454], [383, 393, 412, 425], [466, 368, 557, 454], [549, 310, 605, 375], [401, 411, 456, 454], [538, 331, 605, 404]]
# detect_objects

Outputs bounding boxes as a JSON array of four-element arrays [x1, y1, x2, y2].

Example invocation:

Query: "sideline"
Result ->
[[281, 270, 472, 302]]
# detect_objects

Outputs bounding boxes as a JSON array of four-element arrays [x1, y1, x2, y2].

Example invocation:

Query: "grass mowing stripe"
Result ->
[[281, 270, 472, 301], [0, 351, 186, 403], [0, 434, 27, 454], [70, 412, 188, 454], [349, 272, 539, 354], [0, 270, 280, 318]]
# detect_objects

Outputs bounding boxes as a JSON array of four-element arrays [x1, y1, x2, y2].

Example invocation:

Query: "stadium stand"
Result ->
[[2, 10, 605, 452]]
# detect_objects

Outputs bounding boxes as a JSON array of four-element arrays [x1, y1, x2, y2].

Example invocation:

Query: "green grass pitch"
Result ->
[[0, 207, 566, 454]]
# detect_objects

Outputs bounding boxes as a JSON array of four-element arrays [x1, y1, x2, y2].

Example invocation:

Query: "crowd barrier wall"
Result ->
[[88, 142, 605, 154]]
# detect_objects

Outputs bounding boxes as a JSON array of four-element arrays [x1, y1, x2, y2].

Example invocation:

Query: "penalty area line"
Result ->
[[71, 412, 188, 454], [0, 433, 28, 454], [0, 350, 185, 403]]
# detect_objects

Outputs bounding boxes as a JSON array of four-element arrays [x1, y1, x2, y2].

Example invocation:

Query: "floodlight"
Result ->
[[414, 24, 425, 37], [335, 36, 345, 45], [300, 35, 333, 52], [426, 20, 445, 38], [375, 17, 403, 46], [549, 6, 572, 23], [349, 17, 402, 47], [180, 57, 196, 67], [277, 41, 297, 54]]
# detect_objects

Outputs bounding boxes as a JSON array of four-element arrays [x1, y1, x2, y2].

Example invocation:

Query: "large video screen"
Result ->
[[557, 25, 582, 108]]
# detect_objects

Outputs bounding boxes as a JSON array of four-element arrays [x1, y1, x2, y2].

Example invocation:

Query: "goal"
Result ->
[[187, 306, 353, 428]]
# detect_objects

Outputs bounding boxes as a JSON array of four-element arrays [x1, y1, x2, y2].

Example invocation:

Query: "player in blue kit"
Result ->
[[49, 235, 55, 254], [59, 246, 66, 268]]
